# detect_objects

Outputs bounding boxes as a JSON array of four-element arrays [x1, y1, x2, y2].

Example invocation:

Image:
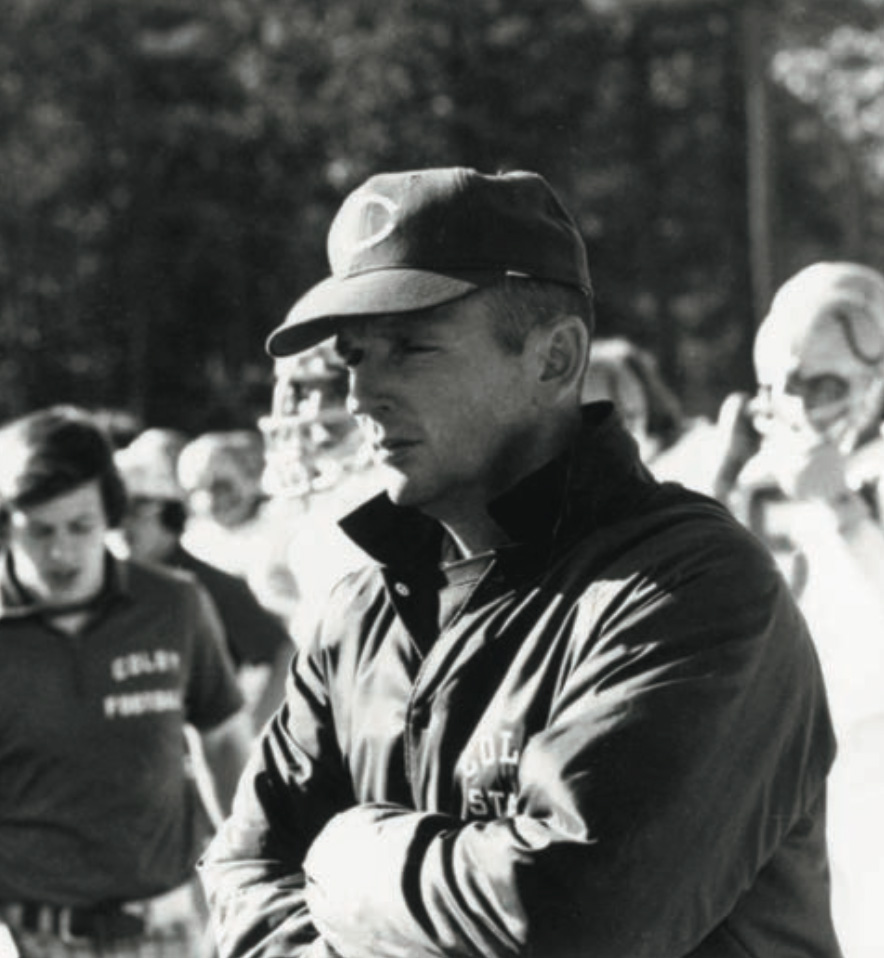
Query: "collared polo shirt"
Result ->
[[0, 553, 244, 906]]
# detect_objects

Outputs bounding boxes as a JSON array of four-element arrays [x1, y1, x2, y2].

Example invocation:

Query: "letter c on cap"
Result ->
[[329, 191, 399, 267]]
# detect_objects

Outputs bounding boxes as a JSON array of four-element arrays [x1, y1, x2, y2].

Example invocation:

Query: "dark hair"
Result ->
[[158, 500, 188, 536], [586, 338, 684, 449], [0, 405, 128, 528], [478, 278, 595, 354]]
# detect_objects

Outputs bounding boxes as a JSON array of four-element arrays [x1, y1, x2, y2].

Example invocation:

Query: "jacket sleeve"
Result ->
[[301, 540, 835, 958], [198, 607, 355, 958]]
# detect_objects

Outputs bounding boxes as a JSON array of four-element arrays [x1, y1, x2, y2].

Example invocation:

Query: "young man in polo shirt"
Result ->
[[200, 168, 842, 957], [0, 405, 252, 958]]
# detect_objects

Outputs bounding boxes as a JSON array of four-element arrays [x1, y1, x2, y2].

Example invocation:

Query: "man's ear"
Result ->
[[535, 315, 589, 395]]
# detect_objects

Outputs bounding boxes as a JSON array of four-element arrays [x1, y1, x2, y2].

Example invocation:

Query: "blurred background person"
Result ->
[[115, 427, 293, 731], [582, 336, 684, 463], [259, 341, 382, 640], [712, 261, 884, 958], [582, 337, 719, 491], [177, 430, 300, 632], [0, 405, 251, 958]]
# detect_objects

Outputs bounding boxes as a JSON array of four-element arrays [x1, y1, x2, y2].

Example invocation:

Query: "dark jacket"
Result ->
[[200, 404, 841, 958]]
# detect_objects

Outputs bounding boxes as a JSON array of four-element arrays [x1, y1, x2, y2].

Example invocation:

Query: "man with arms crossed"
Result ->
[[200, 168, 841, 957]]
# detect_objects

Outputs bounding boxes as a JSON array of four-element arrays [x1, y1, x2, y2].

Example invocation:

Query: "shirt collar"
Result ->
[[339, 402, 657, 572], [0, 550, 131, 622]]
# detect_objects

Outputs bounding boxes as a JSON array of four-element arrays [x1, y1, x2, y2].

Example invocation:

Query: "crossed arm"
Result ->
[[199, 564, 830, 958]]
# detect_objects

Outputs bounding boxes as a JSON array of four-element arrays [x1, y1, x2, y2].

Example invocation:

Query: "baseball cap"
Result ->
[[267, 167, 592, 357]]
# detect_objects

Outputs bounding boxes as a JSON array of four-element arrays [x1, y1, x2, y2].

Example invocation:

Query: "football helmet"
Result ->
[[259, 341, 369, 497], [752, 262, 884, 453]]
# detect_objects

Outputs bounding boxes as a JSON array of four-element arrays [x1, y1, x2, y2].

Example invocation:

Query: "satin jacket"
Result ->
[[200, 404, 841, 958]]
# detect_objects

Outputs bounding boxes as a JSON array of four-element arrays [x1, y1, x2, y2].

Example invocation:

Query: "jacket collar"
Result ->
[[0, 550, 131, 622], [339, 402, 657, 572]]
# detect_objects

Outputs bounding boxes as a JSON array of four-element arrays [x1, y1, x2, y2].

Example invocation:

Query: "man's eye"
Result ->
[[397, 340, 436, 355], [336, 347, 363, 367]]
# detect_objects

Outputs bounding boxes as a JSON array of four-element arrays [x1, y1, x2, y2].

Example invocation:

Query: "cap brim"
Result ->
[[266, 268, 500, 357]]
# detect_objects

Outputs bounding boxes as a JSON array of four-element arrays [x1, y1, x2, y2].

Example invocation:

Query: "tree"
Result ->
[[1, 0, 881, 426]]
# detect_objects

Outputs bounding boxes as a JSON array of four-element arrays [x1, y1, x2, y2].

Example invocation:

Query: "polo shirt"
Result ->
[[0, 552, 244, 906], [170, 545, 291, 666]]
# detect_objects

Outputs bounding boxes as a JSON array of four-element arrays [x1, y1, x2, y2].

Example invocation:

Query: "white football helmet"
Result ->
[[259, 341, 369, 497], [752, 262, 884, 453]]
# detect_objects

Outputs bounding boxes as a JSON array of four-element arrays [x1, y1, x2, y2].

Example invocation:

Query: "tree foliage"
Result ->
[[0, 0, 881, 427]]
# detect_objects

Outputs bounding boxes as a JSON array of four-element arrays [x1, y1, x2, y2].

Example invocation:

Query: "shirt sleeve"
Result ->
[[183, 579, 246, 730], [205, 569, 292, 668]]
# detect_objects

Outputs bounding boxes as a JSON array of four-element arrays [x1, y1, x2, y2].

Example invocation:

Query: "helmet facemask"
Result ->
[[260, 343, 368, 497]]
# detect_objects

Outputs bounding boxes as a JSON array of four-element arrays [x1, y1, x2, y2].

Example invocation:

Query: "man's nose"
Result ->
[[48, 533, 77, 563]]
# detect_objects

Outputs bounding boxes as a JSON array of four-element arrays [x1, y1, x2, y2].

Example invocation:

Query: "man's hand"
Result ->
[[303, 803, 455, 958], [738, 421, 878, 538], [741, 422, 850, 503], [768, 435, 849, 502], [710, 392, 761, 501], [304, 804, 411, 957]]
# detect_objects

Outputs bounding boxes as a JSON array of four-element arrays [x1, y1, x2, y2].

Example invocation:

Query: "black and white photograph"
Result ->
[[0, 3, 881, 956]]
